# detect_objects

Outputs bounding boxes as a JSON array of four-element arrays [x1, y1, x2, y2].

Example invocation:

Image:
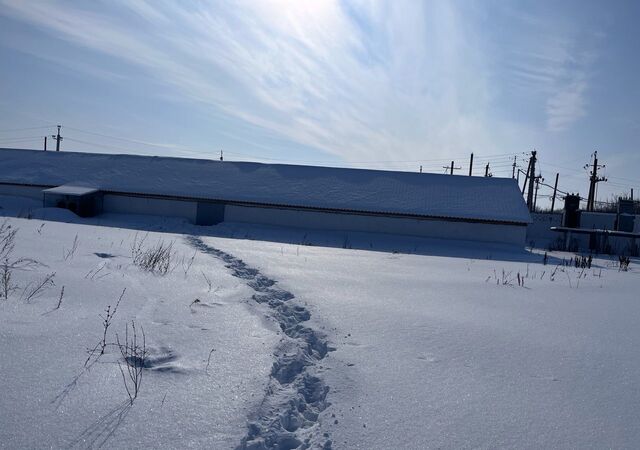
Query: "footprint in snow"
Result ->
[[94, 252, 116, 259], [133, 346, 187, 374]]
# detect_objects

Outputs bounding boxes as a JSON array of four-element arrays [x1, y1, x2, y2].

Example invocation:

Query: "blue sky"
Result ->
[[0, 0, 639, 205]]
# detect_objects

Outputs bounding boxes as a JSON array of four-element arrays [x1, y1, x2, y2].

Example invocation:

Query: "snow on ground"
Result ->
[[0, 211, 279, 448], [2, 194, 640, 449], [217, 236, 640, 449]]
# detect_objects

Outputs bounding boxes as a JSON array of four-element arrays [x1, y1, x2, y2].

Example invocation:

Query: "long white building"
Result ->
[[0, 148, 531, 245]]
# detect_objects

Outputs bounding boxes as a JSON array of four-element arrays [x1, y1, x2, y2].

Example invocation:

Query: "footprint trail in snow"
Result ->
[[186, 236, 332, 450]]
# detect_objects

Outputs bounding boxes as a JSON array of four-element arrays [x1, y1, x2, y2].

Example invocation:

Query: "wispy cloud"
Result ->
[[0, 0, 509, 163], [498, 7, 599, 132], [0, 0, 599, 162], [546, 77, 588, 132]]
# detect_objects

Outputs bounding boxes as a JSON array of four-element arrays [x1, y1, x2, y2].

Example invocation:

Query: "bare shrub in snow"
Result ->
[[0, 222, 44, 300], [550, 265, 560, 281], [131, 234, 174, 275], [619, 255, 631, 271], [1, 259, 17, 300], [55, 289, 133, 409], [201, 270, 213, 292], [20, 272, 56, 303], [9, 257, 41, 271], [181, 250, 196, 277], [1, 258, 40, 300], [205, 348, 216, 375], [55, 286, 65, 310], [85, 288, 126, 367], [490, 269, 514, 286], [63, 234, 79, 261], [0, 220, 16, 299], [0, 220, 17, 260], [116, 321, 147, 405]]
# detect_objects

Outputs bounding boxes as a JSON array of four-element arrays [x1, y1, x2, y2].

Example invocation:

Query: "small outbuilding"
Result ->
[[43, 185, 103, 217]]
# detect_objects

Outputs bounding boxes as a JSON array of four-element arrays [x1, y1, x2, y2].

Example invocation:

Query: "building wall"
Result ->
[[0, 183, 45, 201], [102, 194, 198, 222], [43, 191, 103, 217], [580, 212, 616, 230], [196, 202, 225, 225], [0, 183, 527, 245], [527, 212, 562, 246], [224, 204, 526, 245], [554, 230, 639, 255]]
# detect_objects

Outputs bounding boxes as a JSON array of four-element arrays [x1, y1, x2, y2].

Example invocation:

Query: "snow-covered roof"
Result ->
[[43, 185, 99, 196], [0, 148, 531, 224]]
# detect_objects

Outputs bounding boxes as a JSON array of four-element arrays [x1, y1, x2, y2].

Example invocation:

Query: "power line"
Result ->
[[0, 125, 53, 134], [203, 149, 522, 166], [13, 124, 636, 194], [64, 136, 145, 153], [543, 162, 587, 174], [607, 175, 640, 185], [29, 123, 637, 194], [64, 133, 524, 175], [65, 124, 527, 165], [0, 135, 45, 142], [63, 125, 187, 151]]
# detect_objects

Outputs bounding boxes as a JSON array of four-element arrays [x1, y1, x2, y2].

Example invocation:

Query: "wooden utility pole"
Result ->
[[43, 136, 47, 151], [551, 172, 559, 212], [443, 161, 461, 175], [533, 177, 542, 210], [419, 165, 422, 173], [585, 151, 606, 211], [51, 125, 63, 151], [522, 158, 532, 194], [511, 156, 517, 179], [526, 150, 537, 211], [468, 153, 474, 176]]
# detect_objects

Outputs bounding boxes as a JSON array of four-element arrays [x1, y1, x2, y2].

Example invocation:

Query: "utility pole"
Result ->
[[443, 161, 461, 175], [484, 162, 492, 177], [511, 156, 517, 179], [533, 176, 543, 211], [51, 125, 63, 151], [468, 153, 474, 176], [584, 151, 606, 211], [550, 172, 559, 212], [521, 158, 532, 195], [219, 150, 223, 161], [43, 136, 47, 151], [526, 150, 537, 211], [419, 165, 422, 173]]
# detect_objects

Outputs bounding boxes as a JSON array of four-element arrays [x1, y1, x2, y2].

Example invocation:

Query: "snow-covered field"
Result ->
[[0, 210, 279, 448], [1, 195, 640, 449]]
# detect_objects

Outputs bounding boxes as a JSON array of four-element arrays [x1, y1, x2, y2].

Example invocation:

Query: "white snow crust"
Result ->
[[1, 194, 639, 449]]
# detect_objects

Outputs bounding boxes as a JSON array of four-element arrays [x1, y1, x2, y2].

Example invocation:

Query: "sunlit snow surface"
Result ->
[[1, 195, 639, 449]]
